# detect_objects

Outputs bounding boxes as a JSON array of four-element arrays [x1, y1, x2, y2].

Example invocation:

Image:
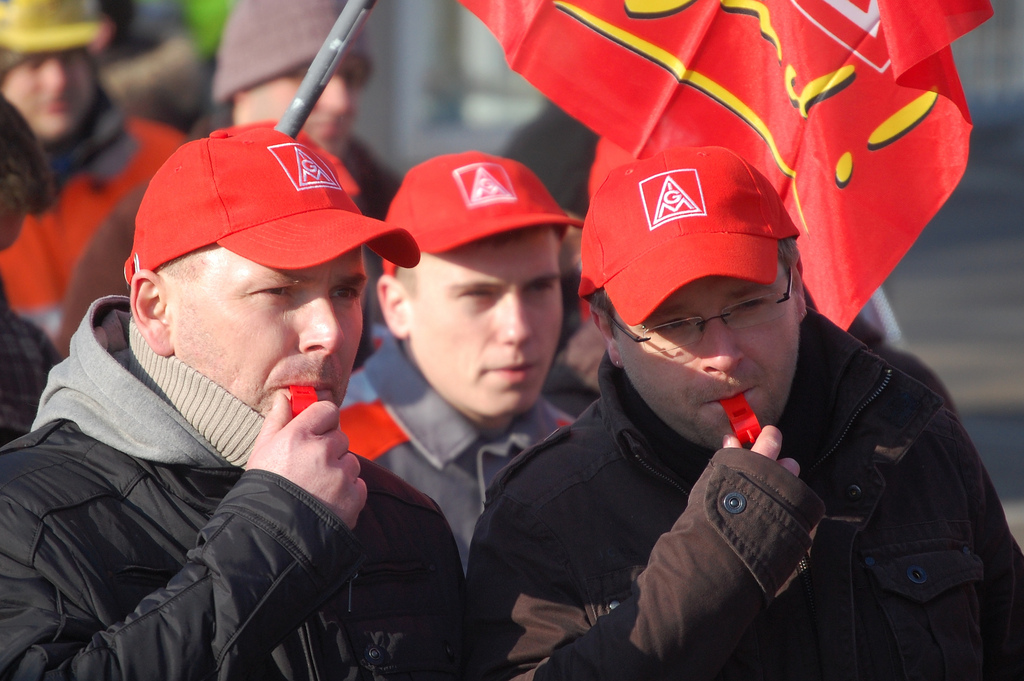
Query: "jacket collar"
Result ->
[[796, 311, 943, 473], [595, 354, 689, 490]]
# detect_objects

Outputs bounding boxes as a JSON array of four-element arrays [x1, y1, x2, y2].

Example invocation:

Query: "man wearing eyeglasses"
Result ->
[[463, 146, 1024, 680]]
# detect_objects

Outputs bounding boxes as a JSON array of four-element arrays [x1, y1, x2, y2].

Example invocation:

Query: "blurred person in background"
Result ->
[[33, 0, 207, 355], [341, 152, 579, 568], [212, 0, 398, 222], [95, 0, 209, 135], [0, 95, 60, 446], [0, 0, 183, 347], [60, 0, 398, 365]]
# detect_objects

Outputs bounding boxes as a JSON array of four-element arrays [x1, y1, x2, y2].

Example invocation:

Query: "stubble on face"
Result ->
[[159, 248, 361, 416], [614, 272, 804, 451], [625, 343, 798, 450]]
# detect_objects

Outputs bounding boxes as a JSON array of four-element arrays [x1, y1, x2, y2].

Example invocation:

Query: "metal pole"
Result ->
[[275, 0, 378, 138], [867, 286, 903, 344]]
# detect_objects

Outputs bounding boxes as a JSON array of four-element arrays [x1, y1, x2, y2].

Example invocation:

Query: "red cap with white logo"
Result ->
[[579, 146, 800, 325], [382, 151, 582, 273], [125, 126, 419, 282]]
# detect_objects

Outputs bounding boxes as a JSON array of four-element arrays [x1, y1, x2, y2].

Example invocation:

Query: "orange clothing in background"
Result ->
[[0, 118, 182, 338]]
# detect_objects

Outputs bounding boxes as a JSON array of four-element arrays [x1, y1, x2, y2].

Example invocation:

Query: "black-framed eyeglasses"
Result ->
[[610, 268, 793, 352]]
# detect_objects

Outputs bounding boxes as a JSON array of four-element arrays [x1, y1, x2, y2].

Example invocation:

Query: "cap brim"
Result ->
[[604, 232, 780, 326], [218, 209, 420, 270], [414, 213, 582, 254], [381, 212, 581, 275]]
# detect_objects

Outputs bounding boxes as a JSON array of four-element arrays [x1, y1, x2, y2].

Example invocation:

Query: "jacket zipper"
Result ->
[[626, 433, 689, 497], [799, 367, 892, 678], [796, 555, 826, 679], [797, 555, 817, 626], [807, 369, 892, 476], [347, 572, 358, 613]]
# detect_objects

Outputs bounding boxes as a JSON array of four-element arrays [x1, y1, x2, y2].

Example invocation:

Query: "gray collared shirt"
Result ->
[[344, 334, 569, 569]]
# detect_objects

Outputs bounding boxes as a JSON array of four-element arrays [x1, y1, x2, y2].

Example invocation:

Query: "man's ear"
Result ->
[[130, 270, 174, 356], [791, 257, 808, 320], [377, 273, 413, 340], [591, 309, 624, 368]]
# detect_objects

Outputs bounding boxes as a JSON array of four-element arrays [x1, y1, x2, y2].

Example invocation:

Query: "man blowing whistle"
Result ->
[[463, 146, 1024, 681], [0, 126, 464, 679]]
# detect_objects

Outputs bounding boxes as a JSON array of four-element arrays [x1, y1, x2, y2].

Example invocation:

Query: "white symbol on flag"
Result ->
[[268, 143, 342, 191], [453, 163, 517, 207], [642, 171, 706, 230], [791, 0, 889, 72]]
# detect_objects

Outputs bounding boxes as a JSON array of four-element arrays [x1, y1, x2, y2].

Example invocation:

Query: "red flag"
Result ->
[[460, 0, 991, 328]]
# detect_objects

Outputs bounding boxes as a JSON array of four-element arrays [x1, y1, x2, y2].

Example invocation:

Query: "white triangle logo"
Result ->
[[268, 142, 342, 191], [653, 176, 702, 226], [453, 163, 518, 208], [470, 167, 515, 203], [295, 147, 342, 189], [639, 169, 707, 231]]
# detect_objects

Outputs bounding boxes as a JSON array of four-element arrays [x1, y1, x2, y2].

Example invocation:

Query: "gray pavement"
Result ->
[[883, 120, 1024, 543]]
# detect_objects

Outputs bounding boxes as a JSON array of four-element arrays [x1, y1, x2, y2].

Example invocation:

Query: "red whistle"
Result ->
[[719, 393, 762, 445], [289, 385, 317, 417]]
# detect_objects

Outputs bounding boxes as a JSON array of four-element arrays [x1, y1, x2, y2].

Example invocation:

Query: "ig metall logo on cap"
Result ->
[[453, 163, 518, 208], [639, 168, 706, 231], [268, 143, 342, 191]]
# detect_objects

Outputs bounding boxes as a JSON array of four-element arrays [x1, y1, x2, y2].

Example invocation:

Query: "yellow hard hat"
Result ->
[[0, 0, 101, 53]]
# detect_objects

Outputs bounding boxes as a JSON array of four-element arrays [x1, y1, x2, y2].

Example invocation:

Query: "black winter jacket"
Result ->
[[0, 420, 464, 680], [464, 311, 1024, 680]]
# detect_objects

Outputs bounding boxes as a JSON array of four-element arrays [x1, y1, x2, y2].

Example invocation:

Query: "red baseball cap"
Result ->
[[125, 126, 419, 282], [579, 146, 800, 326], [382, 151, 583, 274]]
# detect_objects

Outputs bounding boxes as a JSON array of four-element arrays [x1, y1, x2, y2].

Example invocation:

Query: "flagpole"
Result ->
[[275, 0, 377, 138]]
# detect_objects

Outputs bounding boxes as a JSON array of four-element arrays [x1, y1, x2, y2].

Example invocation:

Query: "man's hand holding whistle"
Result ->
[[720, 393, 800, 477], [246, 386, 366, 529]]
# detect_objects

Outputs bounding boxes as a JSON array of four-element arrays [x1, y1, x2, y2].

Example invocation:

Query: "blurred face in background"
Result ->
[[2, 49, 97, 148], [231, 55, 369, 159]]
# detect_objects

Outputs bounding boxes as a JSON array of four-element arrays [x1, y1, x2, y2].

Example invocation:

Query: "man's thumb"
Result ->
[[256, 391, 292, 441]]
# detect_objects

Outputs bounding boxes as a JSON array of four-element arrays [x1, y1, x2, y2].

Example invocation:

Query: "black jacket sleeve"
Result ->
[[0, 470, 365, 681], [464, 448, 824, 681]]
